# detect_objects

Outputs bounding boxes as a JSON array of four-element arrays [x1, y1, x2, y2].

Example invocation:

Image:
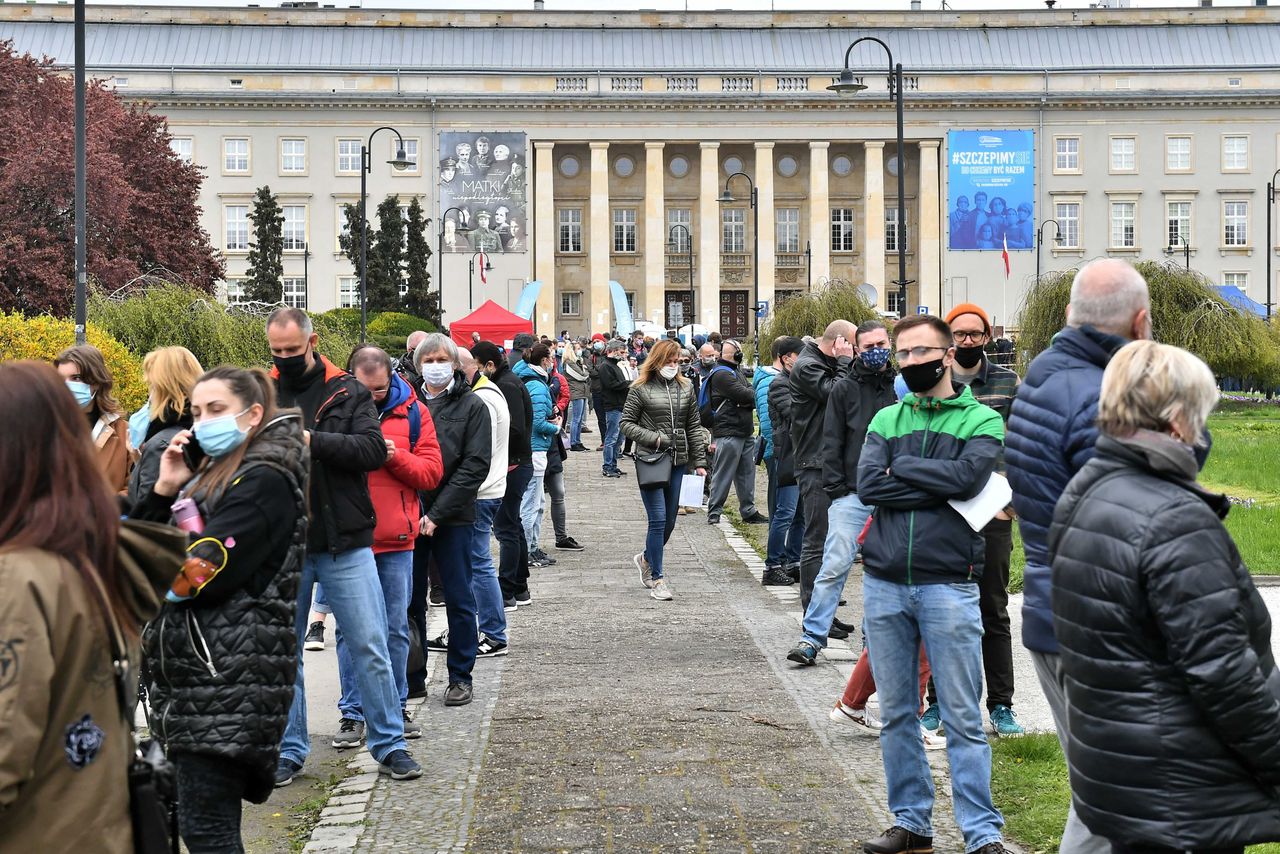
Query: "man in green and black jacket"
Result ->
[[855, 314, 1009, 854]]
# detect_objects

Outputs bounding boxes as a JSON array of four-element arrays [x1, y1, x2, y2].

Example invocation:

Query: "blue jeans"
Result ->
[[569, 398, 586, 446], [638, 465, 685, 580], [281, 548, 406, 766], [520, 454, 547, 552], [863, 573, 1004, 850], [470, 498, 507, 644], [765, 458, 804, 566], [801, 492, 872, 649], [602, 409, 623, 473], [418, 523, 479, 685], [335, 549, 412, 720]]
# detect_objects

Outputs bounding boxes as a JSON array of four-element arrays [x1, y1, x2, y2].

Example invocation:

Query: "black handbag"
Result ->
[[634, 448, 674, 490]]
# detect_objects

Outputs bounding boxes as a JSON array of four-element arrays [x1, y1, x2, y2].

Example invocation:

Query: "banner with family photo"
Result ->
[[438, 131, 528, 254], [947, 130, 1034, 251]]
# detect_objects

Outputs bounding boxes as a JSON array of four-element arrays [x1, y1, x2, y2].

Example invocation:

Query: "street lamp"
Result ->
[[668, 224, 694, 332], [718, 172, 759, 346], [805, 240, 812, 293], [437, 206, 474, 322], [1266, 168, 1279, 319], [1165, 233, 1191, 271], [1035, 219, 1063, 283], [359, 126, 415, 341], [468, 250, 493, 312], [831, 37, 912, 314], [303, 242, 310, 299], [73, 0, 87, 344]]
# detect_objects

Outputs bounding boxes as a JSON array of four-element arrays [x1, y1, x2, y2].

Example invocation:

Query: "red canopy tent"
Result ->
[[448, 299, 534, 348]]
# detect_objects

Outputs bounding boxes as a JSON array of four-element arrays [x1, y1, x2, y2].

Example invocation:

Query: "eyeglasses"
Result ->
[[894, 346, 948, 362], [952, 330, 987, 344]]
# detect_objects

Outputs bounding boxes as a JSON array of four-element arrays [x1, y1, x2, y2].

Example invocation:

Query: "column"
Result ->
[[807, 142, 830, 287], [699, 142, 721, 332], [863, 141, 886, 312], [644, 142, 666, 328], [918, 140, 941, 316], [533, 142, 556, 332], [754, 142, 775, 327], [589, 142, 611, 332]]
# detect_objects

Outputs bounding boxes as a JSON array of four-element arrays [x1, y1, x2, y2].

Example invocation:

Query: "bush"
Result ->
[[756, 283, 881, 359], [0, 311, 146, 411], [368, 311, 436, 340]]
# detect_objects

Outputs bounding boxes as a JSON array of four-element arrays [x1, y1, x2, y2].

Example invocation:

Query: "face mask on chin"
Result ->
[[900, 358, 947, 395]]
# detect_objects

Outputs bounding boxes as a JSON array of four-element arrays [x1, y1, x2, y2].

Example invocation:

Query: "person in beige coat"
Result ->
[[55, 344, 132, 493]]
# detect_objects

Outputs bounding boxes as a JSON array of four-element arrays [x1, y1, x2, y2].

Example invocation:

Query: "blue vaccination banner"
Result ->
[[947, 130, 1034, 251]]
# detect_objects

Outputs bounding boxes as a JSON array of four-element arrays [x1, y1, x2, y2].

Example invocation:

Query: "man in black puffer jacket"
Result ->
[[705, 339, 764, 525]]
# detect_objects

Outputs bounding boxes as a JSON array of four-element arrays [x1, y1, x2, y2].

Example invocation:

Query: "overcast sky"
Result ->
[[24, 0, 1265, 10]]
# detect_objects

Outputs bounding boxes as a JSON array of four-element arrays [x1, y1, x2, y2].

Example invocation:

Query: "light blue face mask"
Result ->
[[194, 407, 251, 458], [66, 380, 93, 408], [128, 403, 152, 448]]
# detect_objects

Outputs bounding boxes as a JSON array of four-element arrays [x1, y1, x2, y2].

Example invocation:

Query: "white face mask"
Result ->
[[659, 365, 679, 380], [421, 362, 454, 388]]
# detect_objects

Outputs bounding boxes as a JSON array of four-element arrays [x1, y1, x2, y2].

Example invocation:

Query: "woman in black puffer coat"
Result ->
[[132, 366, 308, 853], [1049, 340, 1280, 854]]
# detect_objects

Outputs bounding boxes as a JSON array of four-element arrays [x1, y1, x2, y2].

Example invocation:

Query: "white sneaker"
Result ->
[[829, 702, 882, 735], [650, 578, 673, 601], [634, 552, 654, 589], [921, 724, 947, 750]]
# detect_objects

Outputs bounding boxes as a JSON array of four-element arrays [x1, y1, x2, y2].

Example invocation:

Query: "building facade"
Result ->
[[4, 4, 1278, 335]]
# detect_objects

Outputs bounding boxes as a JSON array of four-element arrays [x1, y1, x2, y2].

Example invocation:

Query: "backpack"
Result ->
[[697, 366, 735, 429], [406, 400, 421, 452]]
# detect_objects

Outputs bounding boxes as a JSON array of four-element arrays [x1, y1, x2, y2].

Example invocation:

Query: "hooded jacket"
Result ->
[[856, 384, 1004, 585], [563, 359, 591, 401], [821, 360, 898, 500], [370, 374, 444, 553], [707, 360, 755, 439], [752, 367, 778, 460], [471, 375, 510, 501], [789, 341, 853, 471], [767, 368, 797, 484], [422, 372, 492, 527], [512, 360, 560, 454]]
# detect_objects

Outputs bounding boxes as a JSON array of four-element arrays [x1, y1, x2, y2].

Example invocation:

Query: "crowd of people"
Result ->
[[4, 258, 1280, 854]]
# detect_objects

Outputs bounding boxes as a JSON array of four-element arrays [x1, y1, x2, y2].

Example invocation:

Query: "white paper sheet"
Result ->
[[947, 472, 1013, 532], [678, 474, 706, 507]]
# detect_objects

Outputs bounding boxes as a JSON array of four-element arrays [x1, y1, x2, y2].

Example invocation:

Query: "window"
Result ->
[[831, 208, 855, 252], [335, 203, 353, 251], [1054, 137, 1080, 173], [831, 155, 853, 177], [1224, 272, 1249, 291], [612, 208, 637, 253], [667, 209, 691, 252], [337, 138, 363, 175], [1110, 201, 1136, 248], [169, 137, 193, 164], [1166, 136, 1192, 172], [225, 279, 247, 305], [776, 156, 799, 178], [338, 277, 359, 309], [229, 78, 244, 89], [624, 291, 636, 315], [224, 205, 249, 251], [560, 291, 581, 317], [280, 138, 306, 174], [776, 208, 800, 253], [397, 138, 420, 173], [282, 277, 307, 309], [112, 77, 129, 88], [1224, 201, 1249, 247], [223, 138, 250, 174], [886, 289, 904, 316], [1110, 137, 1136, 173], [721, 208, 745, 253], [722, 156, 744, 177], [1055, 202, 1080, 249], [282, 205, 307, 251], [668, 155, 690, 178], [1223, 135, 1249, 172], [613, 156, 635, 178], [558, 208, 582, 253], [558, 156, 580, 178], [885, 207, 909, 253], [1166, 200, 1191, 248]]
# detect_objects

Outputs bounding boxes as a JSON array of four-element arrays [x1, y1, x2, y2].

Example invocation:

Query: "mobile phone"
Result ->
[[182, 434, 206, 471]]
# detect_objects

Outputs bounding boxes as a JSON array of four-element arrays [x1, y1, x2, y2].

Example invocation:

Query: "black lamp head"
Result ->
[[827, 69, 868, 95]]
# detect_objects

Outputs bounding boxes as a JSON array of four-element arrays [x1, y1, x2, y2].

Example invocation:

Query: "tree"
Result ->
[[0, 42, 223, 316], [244, 186, 283, 303], [403, 197, 438, 324], [366, 195, 405, 313]]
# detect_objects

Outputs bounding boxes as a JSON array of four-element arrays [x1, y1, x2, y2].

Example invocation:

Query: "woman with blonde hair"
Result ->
[[54, 344, 130, 492], [619, 338, 707, 601], [562, 341, 591, 451], [127, 346, 204, 504], [1050, 339, 1280, 853]]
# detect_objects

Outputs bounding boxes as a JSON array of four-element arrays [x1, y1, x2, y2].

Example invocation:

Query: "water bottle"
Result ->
[[171, 498, 204, 534]]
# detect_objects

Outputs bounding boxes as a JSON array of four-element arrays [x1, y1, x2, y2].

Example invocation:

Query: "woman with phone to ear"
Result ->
[[126, 346, 204, 505], [129, 366, 310, 853]]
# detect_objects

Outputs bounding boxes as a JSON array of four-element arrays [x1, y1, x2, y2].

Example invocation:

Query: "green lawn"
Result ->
[[1202, 402, 1280, 574]]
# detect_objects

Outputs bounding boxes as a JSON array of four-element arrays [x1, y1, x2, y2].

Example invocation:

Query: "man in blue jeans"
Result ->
[[267, 307, 419, 785], [463, 346, 511, 656], [854, 315, 1008, 854], [757, 335, 805, 586], [597, 338, 631, 478], [787, 320, 896, 664]]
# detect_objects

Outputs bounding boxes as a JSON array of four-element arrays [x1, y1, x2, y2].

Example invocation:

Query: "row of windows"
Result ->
[[561, 151, 854, 181], [221, 201, 423, 252], [1050, 198, 1254, 250], [1053, 134, 1254, 175], [225, 275, 410, 309], [173, 136, 423, 176]]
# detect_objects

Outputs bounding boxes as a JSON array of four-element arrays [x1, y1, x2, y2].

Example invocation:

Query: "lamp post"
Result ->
[[302, 242, 310, 302], [1267, 168, 1279, 320], [1035, 219, 1063, 283], [468, 250, 493, 312], [718, 172, 759, 344], [1165, 233, 1190, 271], [830, 37, 911, 315], [668, 224, 694, 332], [805, 240, 812, 293], [73, 0, 87, 344], [359, 126, 415, 341], [437, 206, 473, 323]]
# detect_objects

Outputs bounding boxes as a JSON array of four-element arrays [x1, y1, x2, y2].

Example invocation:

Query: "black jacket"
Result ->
[[789, 341, 852, 471], [707, 360, 755, 439], [127, 408, 194, 506], [766, 370, 796, 485], [821, 362, 898, 500], [597, 357, 631, 411], [422, 373, 492, 527], [487, 361, 533, 467], [1049, 433, 1280, 848]]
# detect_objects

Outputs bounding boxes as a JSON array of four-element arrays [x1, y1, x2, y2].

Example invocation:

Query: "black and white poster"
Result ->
[[438, 131, 528, 254]]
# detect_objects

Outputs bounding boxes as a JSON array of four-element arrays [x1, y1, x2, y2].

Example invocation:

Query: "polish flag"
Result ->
[[1001, 234, 1010, 280], [479, 252, 488, 285]]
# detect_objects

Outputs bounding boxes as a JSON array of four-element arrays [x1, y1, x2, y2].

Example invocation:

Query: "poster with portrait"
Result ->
[[438, 131, 528, 254], [947, 130, 1034, 251]]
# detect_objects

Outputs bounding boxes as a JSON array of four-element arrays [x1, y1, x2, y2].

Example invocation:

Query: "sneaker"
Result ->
[[555, 536, 585, 551], [477, 635, 509, 657], [425, 632, 448, 652], [762, 566, 794, 586], [531, 548, 557, 566], [515, 590, 532, 607], [378, 749, 422, 780], [742, 511, 770, 524], [862, 825, 934, 854], [650, 578, 673, 601], [827, 623, 850, 641], [274, 757, 302, 788], [303, 621, 326, 651], [829, 702, 882, 735], [610, 469, 627, 477], [831, 616, 856, 634], [990, 705, 1026, 737], [444, 682, 473, 706], [428, 588, 445, 607], [706, 514, 721, 525], [503, 596, 518, 612], [919, 702, 942, 735], [331, 717, 364, 750], [570, 443, 588, 451], [402, 709, 422, 739], [784, 562, 800, 582], [786, 641, 817, 666], [971, 844, 1009, 854], [634, 552, 654, 589], [921, 725, 947, 751], [528, 552, 548, 567], [602, 469, 621, 478]]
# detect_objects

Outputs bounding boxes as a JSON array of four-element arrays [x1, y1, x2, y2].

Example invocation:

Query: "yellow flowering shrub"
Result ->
[[0, 311, 147, 411]]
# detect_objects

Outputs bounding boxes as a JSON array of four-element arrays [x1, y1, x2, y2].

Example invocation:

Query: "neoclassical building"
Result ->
[[3, 3, 1278, 336]]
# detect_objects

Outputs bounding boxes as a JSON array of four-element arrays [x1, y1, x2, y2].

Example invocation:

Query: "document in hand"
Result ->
[[947, 473, 1013, 532], [678, 474, 706, 507]]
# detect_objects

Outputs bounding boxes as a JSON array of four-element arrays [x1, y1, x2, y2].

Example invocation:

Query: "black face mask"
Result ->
[[274, 351, 310, 382], [954, 345, 985, 369], [900, 358, 947, 394]]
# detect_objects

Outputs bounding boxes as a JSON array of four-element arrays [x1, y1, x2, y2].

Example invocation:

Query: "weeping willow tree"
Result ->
[[1018, 260, 1280, 387], [754, 283, 880, 360]]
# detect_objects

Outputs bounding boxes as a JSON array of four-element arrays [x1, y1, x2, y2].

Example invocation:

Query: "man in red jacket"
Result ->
[[339, 346, 443, 744]]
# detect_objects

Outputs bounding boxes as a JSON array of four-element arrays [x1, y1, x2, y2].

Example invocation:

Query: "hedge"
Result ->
[[0, 311, 147, 411], [756, 283, 881, 359]]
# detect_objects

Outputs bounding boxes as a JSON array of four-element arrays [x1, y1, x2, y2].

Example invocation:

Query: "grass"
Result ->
[[1202, 405, 1280, 574], [990, 733, 1070, 853], [286, 771, 351, 853]]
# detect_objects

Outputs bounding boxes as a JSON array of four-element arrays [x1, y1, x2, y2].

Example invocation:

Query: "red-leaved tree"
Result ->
[[0, 41, 223, 316]]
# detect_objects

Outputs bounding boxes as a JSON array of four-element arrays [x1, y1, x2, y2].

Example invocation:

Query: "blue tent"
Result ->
[[1215, 285, 1267, 318]]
